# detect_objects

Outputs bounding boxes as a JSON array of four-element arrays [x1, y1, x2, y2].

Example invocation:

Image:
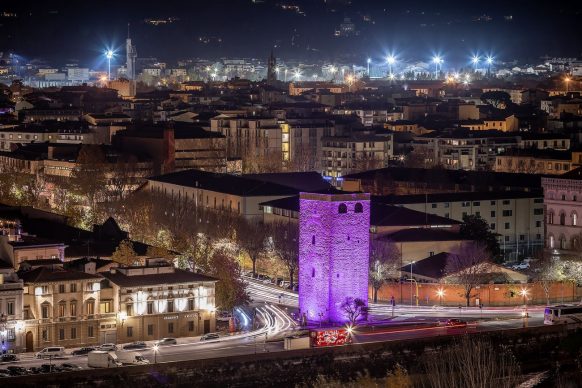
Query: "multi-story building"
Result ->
[[100, 264, 217, 344], [413, 130, 518, 171], [0, 265, 24, 353], [376, 191, 545, 259], [321, 133, 393, 177], [459, 115, 519, 132], [542, 168, 582, 257], [494, 149, 580, 175], [18, 265, 103, 352], [0, 233, 65, 269]]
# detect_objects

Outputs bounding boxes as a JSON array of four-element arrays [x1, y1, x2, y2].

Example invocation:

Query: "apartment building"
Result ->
[[494, 149, 581, 175]]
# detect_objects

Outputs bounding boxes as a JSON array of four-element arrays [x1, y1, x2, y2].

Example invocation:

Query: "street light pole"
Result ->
[[410, 262, 414, 306]]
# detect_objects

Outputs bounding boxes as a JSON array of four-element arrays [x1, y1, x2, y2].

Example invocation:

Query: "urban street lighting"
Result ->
[[386, 55, 396, 76], [565, 76, 571, 93], [472, 55, 480, 71], [153, 343, 159, 363], [294, 69, 302, 81], [105, 50, 114, 81], [388, 73, 395, 81], [486, 56, 494, 76], [329, 66, 337, 81], [436, 288, 445, 306], [284, 68, 288, 82], [432, 55, 443, 79]]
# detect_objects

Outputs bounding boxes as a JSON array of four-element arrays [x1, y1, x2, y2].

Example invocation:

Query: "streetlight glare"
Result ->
[[472, 55, 480, 64], [367, 58, 371, 64], [486, 56, 494, 64], [386, 55, 396, 64], [105, 50, 114, 59], [433, 56, 443, 64]]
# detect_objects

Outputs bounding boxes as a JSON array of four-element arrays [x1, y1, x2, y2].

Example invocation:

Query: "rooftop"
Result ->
[[375, 190, 543, 205], [17, 266, 102, 283], [101, 267, 216, 287], [148, 169, 300, 197]]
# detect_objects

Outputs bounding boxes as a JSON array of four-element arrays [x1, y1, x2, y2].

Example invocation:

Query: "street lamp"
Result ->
[[330, 66, 337, 81], [410, 261, 415, 305], [105, 50, 114, 81], [432, 56, 443, 79], [294, 69, 301, 81], [284, 68, 288, 82], [472, 55, 480, 71], [386, 55, 396, 76], [436, 288, 445, 306], [153, 343, 159, 364], [486, 56, 494, 76]]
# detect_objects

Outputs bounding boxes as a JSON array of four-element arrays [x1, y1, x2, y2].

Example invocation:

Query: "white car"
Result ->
[[35, 347, 65, 359], [99, 343, 118, 351]]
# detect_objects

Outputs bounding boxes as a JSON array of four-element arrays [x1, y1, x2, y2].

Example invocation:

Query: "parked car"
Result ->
[[98, 343, 118, 351], [72, 347, 96, 356], [59, 363, 83, 371], [7, 366, 28, 376], [155, 338, 177, 346], [27, 367, 42, 374], [35, 346, 65, 359], [445, 318, 468, 328], [40, 364, 58, 373], [0, 369, 10, 377], [200, 333, 220, 341], [0, 354, 18, 362], [123, 341, 147, 350]]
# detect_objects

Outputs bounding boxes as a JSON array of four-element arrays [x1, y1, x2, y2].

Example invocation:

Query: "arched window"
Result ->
[[548, 211, 554, 224], [338, 203, 347, 214], [312, 235, 315, 245], [311, 268, 315, 278], [549, 235, 555, 249], [354, 203, 364, 213], [572, 212, 578, 226], [560, 212, 566, 226], [560, 235, 567, 250]]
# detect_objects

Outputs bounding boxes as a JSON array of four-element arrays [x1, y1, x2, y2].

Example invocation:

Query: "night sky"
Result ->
[[1, 0, 582, 65]]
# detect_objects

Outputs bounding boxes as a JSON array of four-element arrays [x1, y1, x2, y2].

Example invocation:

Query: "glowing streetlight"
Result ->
[[329, 65, 337, 81], [486, 56, 494, 76], [294, 69, 302, 81], [432, 55, 443, 79], [386, 55, 396, 75], [284, 68, 288, 82], [388, 73, 395, 81], [105, 50, 114, 81], [346, 324, 354, 336], [436, 288, 445, 305], [153, 344, 159, 363], [471, 55, 480, 71]]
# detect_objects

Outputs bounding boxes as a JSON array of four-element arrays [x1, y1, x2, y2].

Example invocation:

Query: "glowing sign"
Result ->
[[311, 328, 352, 347]]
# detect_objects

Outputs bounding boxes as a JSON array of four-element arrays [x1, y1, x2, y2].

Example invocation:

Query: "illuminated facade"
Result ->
[[298, 192, 370, 323]]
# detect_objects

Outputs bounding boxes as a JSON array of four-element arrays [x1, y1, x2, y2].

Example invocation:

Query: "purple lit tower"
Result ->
[[298, 192, 370, 323]]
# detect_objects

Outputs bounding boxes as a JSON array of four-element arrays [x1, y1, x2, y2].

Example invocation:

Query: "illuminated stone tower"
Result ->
[[298, 192, 370, 323]]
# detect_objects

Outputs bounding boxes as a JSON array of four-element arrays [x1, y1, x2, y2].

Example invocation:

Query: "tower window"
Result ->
[[354, 203, 363, 213], [338, 203, 347, 213], [312, 268, 315, 278], [312, 235, 315, 245]]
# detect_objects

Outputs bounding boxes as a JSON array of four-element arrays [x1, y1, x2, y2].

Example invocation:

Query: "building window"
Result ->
[[473, 202, 480, 206], [59, 328, 65, 341], [490, 201, 496, 205], [519, 235, 525, 241], [431, 203, 437, 209], [533, 208, 543, 215], [312, 235, 315, 245], [147, 301, 154, 314], [548, 212, 554, 224], [338, 203, 347, 213], [7, 301, 14, 316], [188, 321, 194, 332], [505, 236, 510, 242], [536, 221, 542, 228], [41, 304, 50, 319], [58, 284, 65, 293], [59, 303, 66, 317], [549, 235, 555, 248], [88, 326, 94, 338], [502, 200, 510, 205], [573, 213, 578, 226], [490, 223, 496, 230], [475, 212, 481, 218], [461, 201, 470, 207], [188, 299, 194, 311], [504, 222, 510, 230], [561, 194, 566, 201], [70, 283, 77, 293], [168, 323, 174, 334], [502, 210, 512, 217], [87, 301, 95, 316], [127, 327, 133, 337], [491, 211, 496, 217], [42, 329, 49, 341], [126, 304, 133, 317], [71, 327, 77, 339], [354, 203, 363, 213], [167, 300, 174, 313], [560, 213, 566, 226], [70, 302, 77, 317], [100, 301, 111, 314], [148, 324, 154, 336]]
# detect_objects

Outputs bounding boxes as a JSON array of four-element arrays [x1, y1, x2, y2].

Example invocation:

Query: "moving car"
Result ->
[[123, 341, 147, 350], [35, 346, 65, 359], [0, 354, 18, 362], [200, 333, 220, 341], [445, 318, 468, 328], [155, 338, 177, 346], [72, 347, 96, 356], [98, 343, 118, 351]]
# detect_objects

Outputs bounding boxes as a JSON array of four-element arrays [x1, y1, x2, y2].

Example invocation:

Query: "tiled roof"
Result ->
[[17, 267, 102, 283], [401, 252, 449, 280], [100, 268, 217, 287]]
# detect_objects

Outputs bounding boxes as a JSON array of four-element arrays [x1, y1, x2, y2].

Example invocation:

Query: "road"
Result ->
[[1, 279, 546, 374]]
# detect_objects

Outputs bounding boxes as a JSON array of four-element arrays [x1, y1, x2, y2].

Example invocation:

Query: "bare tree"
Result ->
[[238, 219, 268, 276], [421, 336, 520, 388], [269, 222, 299, 288], [70, 145, 107, 212], [530, 251, 564, 305], [107, 154, 150, 202], [445, 243, 492, 307], [369, 239, 401, 303], [340, 297, 369, 325]]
